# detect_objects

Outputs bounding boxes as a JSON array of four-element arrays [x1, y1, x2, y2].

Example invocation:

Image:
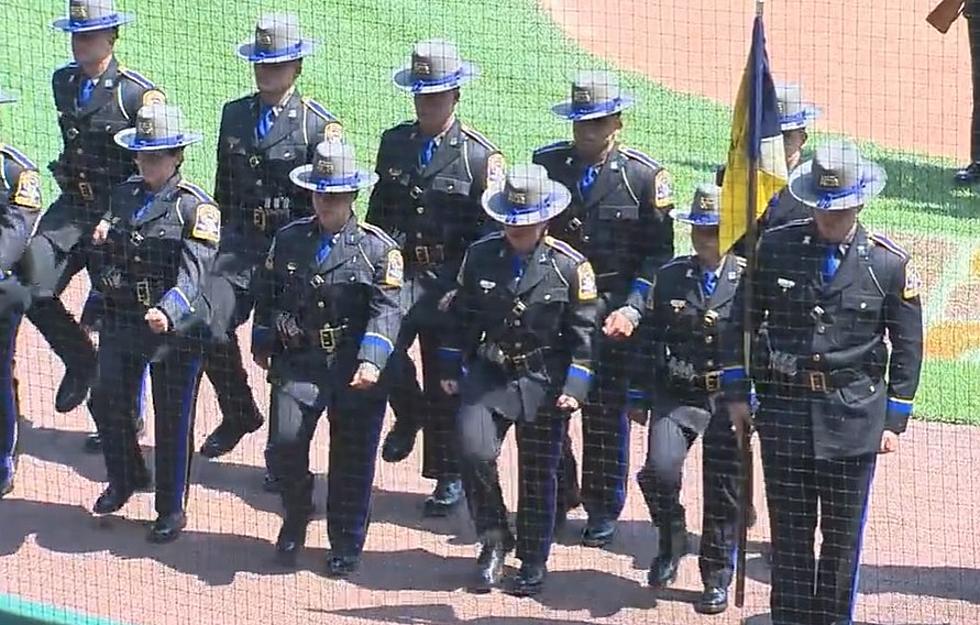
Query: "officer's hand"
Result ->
[[91, 220, 111, 245], [627, 408, 649, 426], [879, 430, 900, 454], [602, 310, 636, 340], [145, 308, 170, 334], [350, 361, 381, 389], [440, 379, 459, 395], [556, 394, 580, 412], [274, 312, 304, 348], [727, 401, 753, 447], [438, 289, 457, 313]]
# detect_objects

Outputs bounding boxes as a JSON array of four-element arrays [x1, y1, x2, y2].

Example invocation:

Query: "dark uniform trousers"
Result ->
[[254, 214, 403, 557], [733, 220, 923, 625], [968, 1, 980, 162], [204, 91, 338, 442], [367, 118, 503, 483], [0, 313, 24, 484], [90, 174, 219, 517]]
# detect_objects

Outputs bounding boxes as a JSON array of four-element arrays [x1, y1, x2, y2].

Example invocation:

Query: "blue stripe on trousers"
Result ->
[[1, 313, 21, 470], [848, 456, 878, 621], [172, 355, 202, 512]]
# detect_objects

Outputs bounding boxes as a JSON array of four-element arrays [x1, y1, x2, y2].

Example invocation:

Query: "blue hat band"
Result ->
[[780, 110, 809, 126], [572, 97, 625, 116], [502, 193, 556, 224], [134, 134, 188, 148], [815, 178, 869, 209], [69, 13, 122, 28], [411, 69, 463, 94], [313, 173, 362, 191], [252, 41, 305, 61]]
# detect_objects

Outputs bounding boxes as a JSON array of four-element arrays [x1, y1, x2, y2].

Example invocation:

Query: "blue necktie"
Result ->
[[256, 105, 276, 140], [702, 271, 717, 297], [823, 244, 842, 284], [133, 191, 155, 221], [511, 254, 527, 287], [578, 164, 598, 198], [419, 138, 436, 169], [316, 233, 336, 265], [77, 77, 95, 108]]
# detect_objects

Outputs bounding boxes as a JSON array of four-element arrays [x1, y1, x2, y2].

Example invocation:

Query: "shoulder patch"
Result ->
[[383, 248, 404, 288], [302, 96, 338, 122], [653, 169, 673, 208], [902, 260, 921, 300], [12, 169, 42, 210], [533, 140, 573, 155], [576, 261, 598, 301], [1, 145, 38, 171], [486, 152, 506, 188], [869, 233, 909, 258], [190, 203, 221, 243], [543, 235, 586, 263], [620, 146, 663, 171], [361, 221, 398, 248], [461, 124, 499, 151], [178, 180, 214, 204], [764, 217, 813, 235], [118, 67, 155, 90]]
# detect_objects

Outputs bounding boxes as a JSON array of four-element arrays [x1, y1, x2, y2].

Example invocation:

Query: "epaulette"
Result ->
[[281, 215, 316, 232], [869, 233, 909, 258], [177, 180, 214, 203], [301, 97, 338, 122], [461, 125, 498, 151], [471, 231, 505, 248], [734, 255, 747, 268], [0, 145, 37, 171], [620, 146, 663, 170], [543, 235, 586, 263], [122, 174, 144, 184], [764, 217, 812, 235], [533, 140, 572, 155], [360, 221, 398, 248], [118, 67, 155, 90], [659, 256, 692, 272]]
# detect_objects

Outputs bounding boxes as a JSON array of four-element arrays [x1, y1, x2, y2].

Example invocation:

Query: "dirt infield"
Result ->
[[541, 0, 972, 160]]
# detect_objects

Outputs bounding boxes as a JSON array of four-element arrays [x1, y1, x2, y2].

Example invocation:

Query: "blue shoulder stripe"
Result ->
[[360, 221, 398, 247], [620, 146, 663, 170], [302, 97, 338, 122], [281, 215, 316, 232], [177, 180, 214, 203], [461, 125, 499, 151], [118, 67, 155, 89], [764, 217, 812, 234], [543, 235, 586, 263], [869, 233, 909, 258], [534, 140, 572, 155], [0, 145, 37, 171], [472, 231, 504, 247]]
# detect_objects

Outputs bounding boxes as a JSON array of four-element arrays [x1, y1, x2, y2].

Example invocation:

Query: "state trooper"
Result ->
[[252, 140, 403, 577], [87, 104, 219, 544], [28, 0, 164, 451], [368, 39, 505, 517], [440, 164, 598, 595], [534, 70, 675, 546], [197, 13, 342, 492], [729, 141, 923, 625], [626, 184, 747, 615], [0, 88, 44, 499]]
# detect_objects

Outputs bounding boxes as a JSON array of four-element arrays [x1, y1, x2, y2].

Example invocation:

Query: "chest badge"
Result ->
[[777, 277, 796, 292], [479, 279, 497, 292]]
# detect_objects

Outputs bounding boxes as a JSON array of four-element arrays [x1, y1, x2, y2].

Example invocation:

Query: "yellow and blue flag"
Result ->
[[719, 11, 788, 253]]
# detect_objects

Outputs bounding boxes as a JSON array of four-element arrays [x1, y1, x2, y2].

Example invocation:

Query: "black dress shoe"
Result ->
[[648, 516, 688, 587], [148, 511, 187, 543], [93, 484, 137, 515], [956, 162, 980, 185], [475, 535, 514, 590], [423, 477, 463, 517], [199, 421, 254, 459], [275, 515, 310, 565], [324, 553, 360, 578], [505, 562, 546, 597], [695, 585, 729, 615], [581, 518, 616, 548], [380, 423, 418, 463], [262, 471, 282, 493], [55, 368, 93, 413]]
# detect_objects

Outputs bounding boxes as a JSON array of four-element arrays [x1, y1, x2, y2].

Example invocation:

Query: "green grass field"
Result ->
[[1, 0, 977, 423]]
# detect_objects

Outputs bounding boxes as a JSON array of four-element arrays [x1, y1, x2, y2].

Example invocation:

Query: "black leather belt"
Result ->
[[477, 343, 550, 375], [409, 244, 446, 266], [307, 323, 348, 353]]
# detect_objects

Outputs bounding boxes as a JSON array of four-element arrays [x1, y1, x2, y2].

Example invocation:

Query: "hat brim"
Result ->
[[113, 129, 203, 151], [481, 182, 572, 226], [674, 212, 720, 227], [236, 40, 316, 64], [551, 95, 634, 121], [780, 105, 821, 132], [787, 158, 887, 211], [51, 13, 134, 33], [289, 166, 378, 193], [392, 62, 478, 94]]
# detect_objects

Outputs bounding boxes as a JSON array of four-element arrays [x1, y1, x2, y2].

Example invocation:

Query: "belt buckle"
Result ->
[[130, 231, 144, 246], [409, 186, 424, 200], [135, 280, 151, 306], [808, 371, 828, 393], [253, 208, 266, 231], [319, 327, 336, 352], [78, 182, 94, 201], [415, 245, 430, 265], [704, 371, 722, 392], [511, 300, 527, 318]]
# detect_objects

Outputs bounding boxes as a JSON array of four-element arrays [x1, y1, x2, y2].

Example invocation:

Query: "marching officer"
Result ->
[[0, 88, 44, 499], [534, 70, 675, 545], [197, 13, 342, 492], [29, 0, 164, 450], [252, 140, 403, 577], [440, 164, 598, 595], [368, 39, 505, 517], [626, 184, 746, 615], [88, 103, 219, 544], [729, 140, 923, 625]]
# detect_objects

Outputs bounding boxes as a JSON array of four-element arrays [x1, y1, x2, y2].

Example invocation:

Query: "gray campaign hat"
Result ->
[[674, 183, 721, 227], [482, 164, 571, 226], [0, 89, 15, 105], [776, 83, 820, 132], [289, 140, 378, 193], [392, 39, 478, 95], [788, 140, 886, 211], [113, 103, 203, 151], [237, 13, 316, 64], [552, 70, 635, 121], [52, 0, 134, 33]]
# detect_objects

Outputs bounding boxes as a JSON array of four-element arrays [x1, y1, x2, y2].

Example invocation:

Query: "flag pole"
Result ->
[[734, 0, 764, 609]]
